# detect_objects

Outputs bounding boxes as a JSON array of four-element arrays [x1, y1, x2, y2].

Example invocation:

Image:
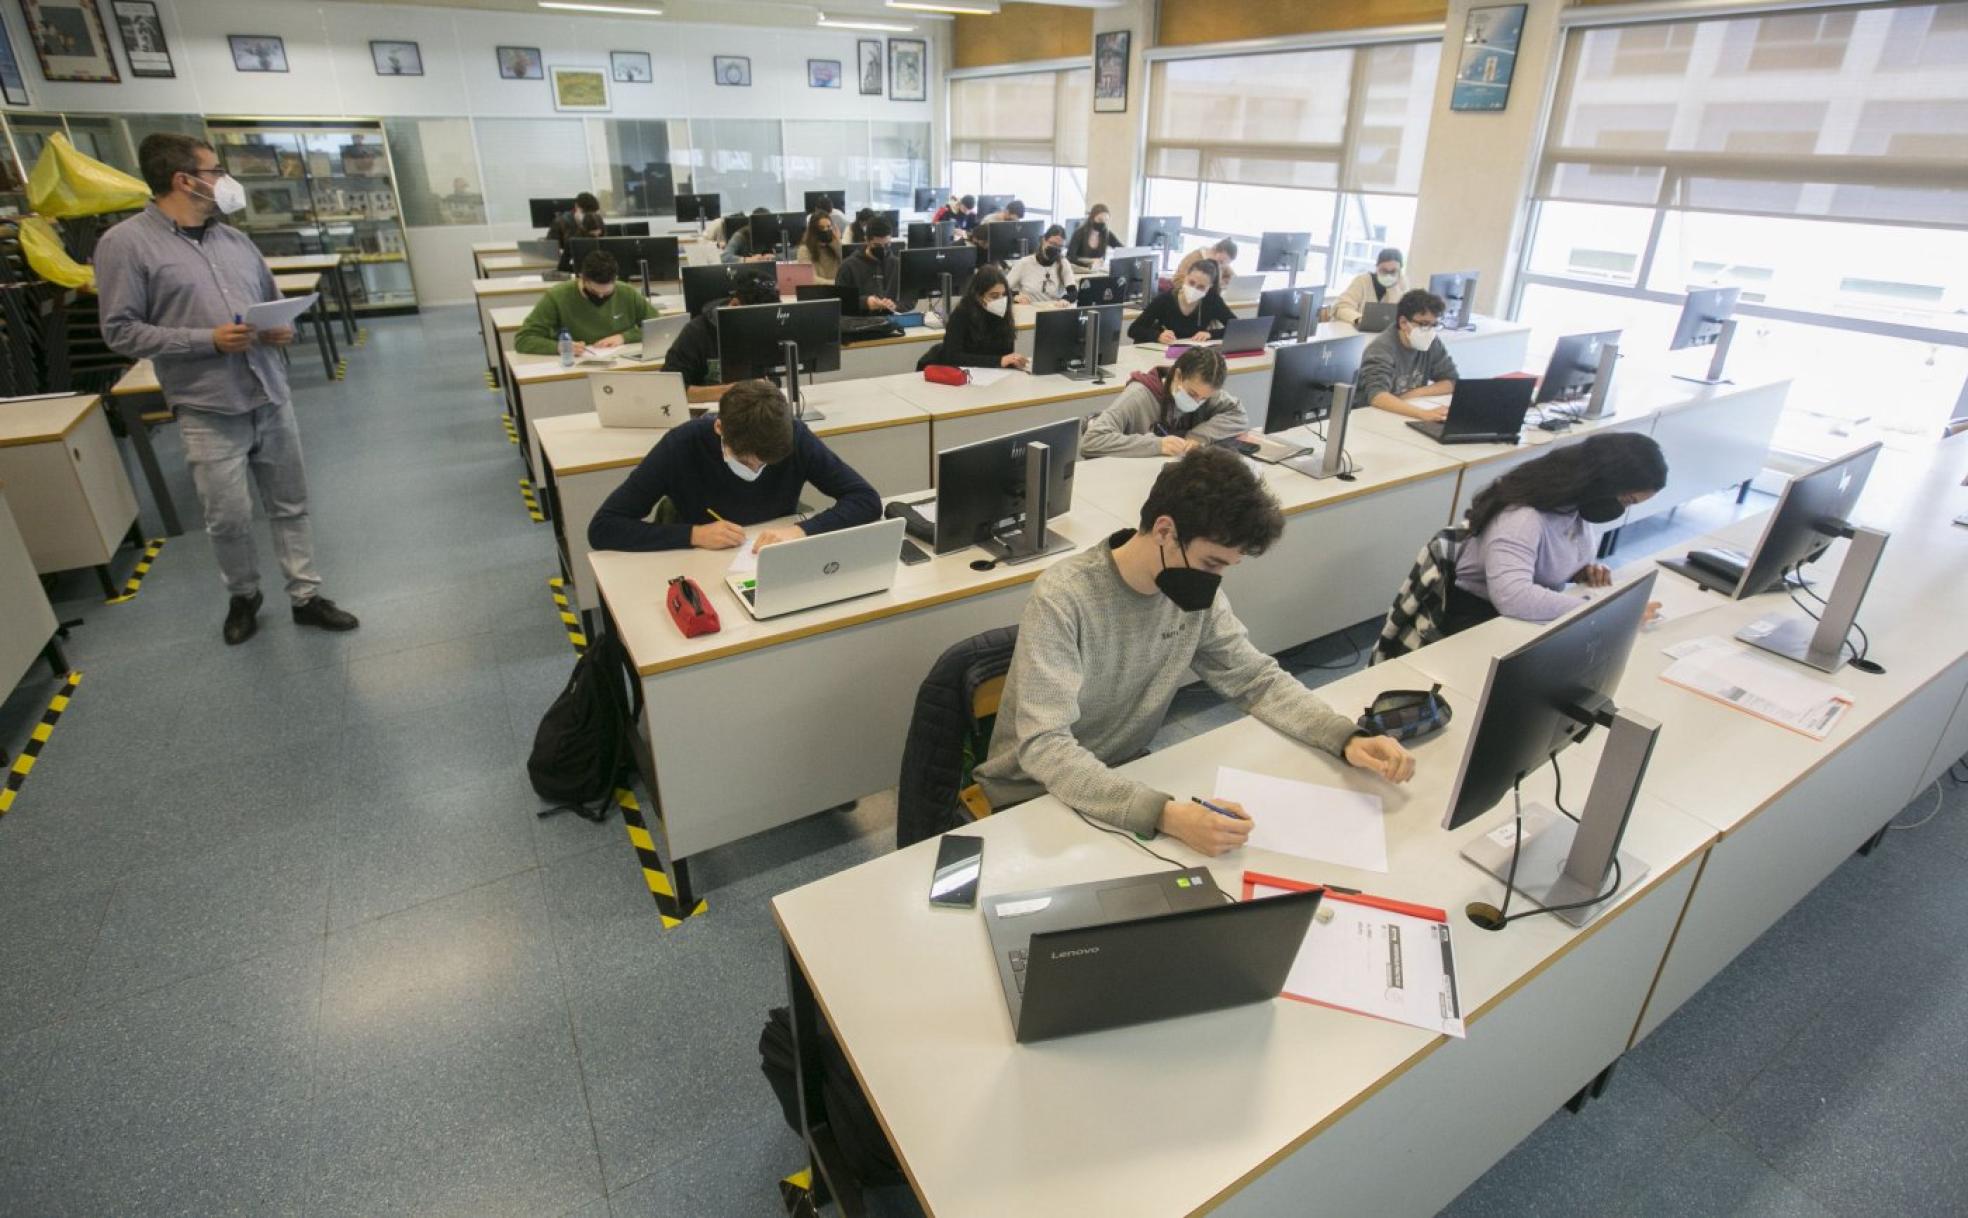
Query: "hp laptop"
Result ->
[[1215, 315, 1278, 357], [589, 369, 688, 429], [724, 517, 905, 620], [1406, 378, 1537, 445], [983, 870, 1322, 1043], [776, 262, 816, 295], [1357, 302, 1397, 333]]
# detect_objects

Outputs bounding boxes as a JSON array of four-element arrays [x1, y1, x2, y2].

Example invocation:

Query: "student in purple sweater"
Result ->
[[1450, 432, 1668, 630]]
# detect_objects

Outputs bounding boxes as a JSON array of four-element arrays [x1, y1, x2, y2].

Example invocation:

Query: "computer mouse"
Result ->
[[1538, 418, 1572, 432]]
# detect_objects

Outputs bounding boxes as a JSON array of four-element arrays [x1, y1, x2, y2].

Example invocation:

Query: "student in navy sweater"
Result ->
[[587, 379, 881, 554]]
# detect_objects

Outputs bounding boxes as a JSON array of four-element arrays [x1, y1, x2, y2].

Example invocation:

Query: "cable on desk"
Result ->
[[1071, 809, 1238, 902], [1783, 562, 1870, 667], [1491, 754, 1625, 927]]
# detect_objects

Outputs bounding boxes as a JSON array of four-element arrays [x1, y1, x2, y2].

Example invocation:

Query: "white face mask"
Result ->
[[1179, 283, 1206, 306], [1171, 388, 1202, 415], [1405, 324, 1439, 351], [1376, 271, 1398, 289], [194, 172, 248, 215], [983, 295, 1009, 318], [724, 450, 765, 482]]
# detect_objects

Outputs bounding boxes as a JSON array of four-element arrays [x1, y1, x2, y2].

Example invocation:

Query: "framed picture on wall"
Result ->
[[856, 39, 881, 96], [551, 65, 610, 112], [1093, 29, 1128, 113], [888, 38, 924, 102], [611, 50, 651, 83], [370, 40, 422, 77], [1450, 4, 1527, 113], [110, 0, 171, 79], [713, 55, 750, 87], [808, 59, 840, 90], [497, 45, 543, 80], [19, 0, 120, 83], [228, 34, 288, 74], [0, 13, 32, 102]]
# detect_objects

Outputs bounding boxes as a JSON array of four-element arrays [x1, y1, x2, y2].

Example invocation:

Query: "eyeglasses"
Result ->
[[186, 167, 226, 179]]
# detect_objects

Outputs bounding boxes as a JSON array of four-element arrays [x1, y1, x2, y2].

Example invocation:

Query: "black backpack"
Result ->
[[526, 630, 634, 822], [758, 1007, 904, 1192]]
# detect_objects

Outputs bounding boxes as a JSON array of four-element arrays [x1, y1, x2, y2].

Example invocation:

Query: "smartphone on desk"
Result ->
[[929, 833, 984, 908]]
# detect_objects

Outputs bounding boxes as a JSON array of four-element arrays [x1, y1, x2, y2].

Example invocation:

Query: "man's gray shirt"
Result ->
[[1354, 325, 1458, 405], [96, 204, 288, 415]]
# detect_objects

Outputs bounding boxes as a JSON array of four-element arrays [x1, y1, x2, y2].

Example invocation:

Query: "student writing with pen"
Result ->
[[587, 379, 880, 554]]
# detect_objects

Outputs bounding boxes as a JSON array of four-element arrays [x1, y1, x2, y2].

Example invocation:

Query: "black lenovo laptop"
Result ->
[[1406, 377, 1537, 445], [982, 870, 1322, 1043]]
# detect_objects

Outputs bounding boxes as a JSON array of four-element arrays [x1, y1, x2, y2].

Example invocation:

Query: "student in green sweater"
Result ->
[[512, 250, 661, 356]]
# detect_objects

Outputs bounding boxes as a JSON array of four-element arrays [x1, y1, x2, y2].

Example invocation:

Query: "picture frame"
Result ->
[[856, 38, 881, 96], [110, 0, 171, 79], [610, 50, 651, 83], [497, 45, 542, 80], [712, 55, 750, 87], [807, 59, 840, 90], [1450, 4, 1527, 113], [228, 34, 287, 74], [247, 183, 295, 221], [887, 37, 924, 102], [338, 142, 384, 177], [370, 39, 422, 77], [19, 0, 120, 83], [1093, 29, 1129, 113], [550, 64, 610, 113], [222, 144, 280, 179], [0, 12, 31, 103]]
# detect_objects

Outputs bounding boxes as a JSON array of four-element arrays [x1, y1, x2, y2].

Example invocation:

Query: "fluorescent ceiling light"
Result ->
[[817, 13, 918, 31], [538, 2, 665, 15], [887, 0, 999, 14]]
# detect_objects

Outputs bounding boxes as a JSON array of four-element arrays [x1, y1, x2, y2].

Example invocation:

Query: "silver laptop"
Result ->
[[723, 517, 905, 619], [1357, 301, 1397, 333], [1227, 273, 1267, 300], [590, 368, 687, 429]]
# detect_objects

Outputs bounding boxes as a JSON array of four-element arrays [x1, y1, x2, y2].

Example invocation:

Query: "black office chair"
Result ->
[[894, 625, 1019, 848]]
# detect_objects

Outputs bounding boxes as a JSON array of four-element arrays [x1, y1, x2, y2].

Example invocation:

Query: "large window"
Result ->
[[386, 118, 485, 227], [949, 68, 1089, 221], [1144, 39, 1439, 286], [1524, 3, 1968, 455]]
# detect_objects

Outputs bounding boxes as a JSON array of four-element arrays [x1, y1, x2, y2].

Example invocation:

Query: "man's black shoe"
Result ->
[[223, 591, 264, 646], [292, 597, 360, 632]]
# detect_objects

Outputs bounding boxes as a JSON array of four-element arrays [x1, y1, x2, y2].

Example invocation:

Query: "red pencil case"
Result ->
[[666, 576, 720, 637], [922, 364, 971, 386]]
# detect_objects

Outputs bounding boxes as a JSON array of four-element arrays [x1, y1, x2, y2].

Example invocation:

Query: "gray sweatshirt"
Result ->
[[976, 532, 1362, 833], [1354, 324, 1459, 405], [1080, 373, 1250, 457]]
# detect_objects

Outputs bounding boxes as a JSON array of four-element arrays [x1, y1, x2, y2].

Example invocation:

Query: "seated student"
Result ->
[[1173, 237, 1238, 286], [720, 207, 779, 263], [715, 211, 750, 247], [1005, 225, 1079, 304], [1332, 247, 1408, 325], [513, 250, 660, 356], [795, 212, 842, 282], [834, 217, 899, 315], [545, 192, 603, 244], [1066, 203, 1112, 269], [1450, 433, 1668, 629], [1081, 347, 1247, 458], [974, 447, 1416, 853], [1354, 288, 1457, 421], [588, 378, 881, 554], [917, 266, 1030, 372], [848, 207, 878, 243], [1127, 259, 1236, 344], [938, 194, 979, 231], [970, 199, 1027, 254], [660, 275, 781, 404]]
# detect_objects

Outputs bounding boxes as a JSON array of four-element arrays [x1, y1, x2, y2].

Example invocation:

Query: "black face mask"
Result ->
[[1090, 220, 1107, 232], [1155, 534, 1221, 612], [1038, 247, 1058, 266], [582, 288, 611, 308], [868, 243, 888, 261], [1578, 496, 1626, 524]]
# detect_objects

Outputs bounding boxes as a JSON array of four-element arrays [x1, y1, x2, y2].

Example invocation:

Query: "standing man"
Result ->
[[97, 133, 359, 645]]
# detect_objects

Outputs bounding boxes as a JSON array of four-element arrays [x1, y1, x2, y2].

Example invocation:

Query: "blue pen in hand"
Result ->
[[1192, 796, 1247, 821]]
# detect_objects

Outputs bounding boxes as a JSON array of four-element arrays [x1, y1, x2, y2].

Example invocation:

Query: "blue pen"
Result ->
[[1192, 796, 1246, 821]]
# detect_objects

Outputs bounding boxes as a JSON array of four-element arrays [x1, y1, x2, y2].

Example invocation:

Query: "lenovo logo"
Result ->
[[1049, 946, 1100, 961]]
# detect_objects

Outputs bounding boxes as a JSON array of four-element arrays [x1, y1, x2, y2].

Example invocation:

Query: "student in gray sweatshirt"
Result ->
[[1355, 288, 1460, 422], [1079, 346, 1250, 458], [975, 447, 1418, 856]]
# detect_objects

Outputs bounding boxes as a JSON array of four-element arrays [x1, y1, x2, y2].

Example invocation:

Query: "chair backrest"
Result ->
[[895, 625, 1019, 849]]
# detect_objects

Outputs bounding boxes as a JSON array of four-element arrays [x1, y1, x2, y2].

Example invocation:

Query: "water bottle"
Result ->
[[557, 328, 574, 368]]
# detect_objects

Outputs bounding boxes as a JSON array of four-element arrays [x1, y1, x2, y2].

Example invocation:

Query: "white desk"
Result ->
[[481, 253, 557, 279], [0, 480, 62, 693], [470, 240, 518, 280], [0, 394, 141, 597], [473, 275, 551, 381]]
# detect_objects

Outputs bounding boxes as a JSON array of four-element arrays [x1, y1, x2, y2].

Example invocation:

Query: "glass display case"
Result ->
[[204, 117, 417, 313]]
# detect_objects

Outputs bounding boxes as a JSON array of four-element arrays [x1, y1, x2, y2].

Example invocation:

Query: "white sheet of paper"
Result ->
[[964, 367, 1013, 387], [1252, 880, 1466, 1039], [1660, 644, 1853, 739], [244, 293, 316, 331], [726, 533, 763, 575], [1215, 767, 1388, 873]]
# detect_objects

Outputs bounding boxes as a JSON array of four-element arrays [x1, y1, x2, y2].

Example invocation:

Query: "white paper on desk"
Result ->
[[1215, 767, 1388, 873], [243, 293, 316, 331], [1660, 644, 1853, 740], [726, 533, 763, 575], [963, 367, 1013, 387], [1250, 878, 1465, 1038]]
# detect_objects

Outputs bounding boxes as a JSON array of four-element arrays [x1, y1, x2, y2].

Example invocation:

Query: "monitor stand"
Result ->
[[1582, 341, 1619, 419], [781, 339, 824, 422], [1060, 309, 1110, 385], [1461, 704, 1658, 929], [1674, 319, 1737, 386], [1736, 523, 1888, 674], [1281, 384, 1358, 480], [981, 440, 1071, 565]]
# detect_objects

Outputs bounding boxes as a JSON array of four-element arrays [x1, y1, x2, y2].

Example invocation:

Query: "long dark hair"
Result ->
[[957, 265, 1016, 342], [1465, 432, 1668, 536], [799, 212, 835, 257]]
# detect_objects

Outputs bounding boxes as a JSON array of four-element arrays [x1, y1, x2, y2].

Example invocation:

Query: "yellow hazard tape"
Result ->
[[354, 328, 369, 347], [612, 786, 706, 927], [500, 414, 520, 444], [517, 478, 544, 523], [105, 538, 166, 604], [1, 671, 81, 816], [546, 577, 587, 653]]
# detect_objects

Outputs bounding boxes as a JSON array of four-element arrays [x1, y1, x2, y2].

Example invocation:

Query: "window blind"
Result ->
[[1538, 3, 1968, 227], [949, 68, 1091, 166]]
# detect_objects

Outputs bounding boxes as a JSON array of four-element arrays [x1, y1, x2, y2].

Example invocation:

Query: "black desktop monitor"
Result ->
[[716, 299, 844, 383], [1259, 286, 1326, 342], [1730, 442, 1881, 599], [681, 262, 776, 317], [900, 245, 978, 310], [1442, 574, 1657, 831], [984, 220, 1045, 264], [976, 193, 1014, 216], [1264, 334, 1367, 432], [1428, 271, 1478, 331], [564, 236, 681, 282], [1075, 276, 1122, 307], [1106, 254, 1157, 306], [1135, 215, 1181, 253], [804, 189, 848, 215], [873, 208, 901, 237], [1030, 305, 1122, 379], [1256, 231, 1312, 273], [1535, 330, 1622, 406], [676, 192, 720, 223], [601, 221, 651, 237], [914, 186, 950, 212], [529, 196, 577, 228], [932, 415, 1081, 561], [1670, 287, 1741, 351], [907, 220, 956, 249]]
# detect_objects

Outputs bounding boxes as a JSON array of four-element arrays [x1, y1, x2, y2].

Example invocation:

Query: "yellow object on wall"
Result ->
[[27, 133, 149, 219], [953, 8, 1093, 69], [17, 216, 96, 292], [1157, 0, 1450, 46]]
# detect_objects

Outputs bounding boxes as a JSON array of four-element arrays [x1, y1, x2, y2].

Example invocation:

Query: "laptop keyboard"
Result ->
[[1009, 948, 1028, 992], [1408, 420, 1446, 441]]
